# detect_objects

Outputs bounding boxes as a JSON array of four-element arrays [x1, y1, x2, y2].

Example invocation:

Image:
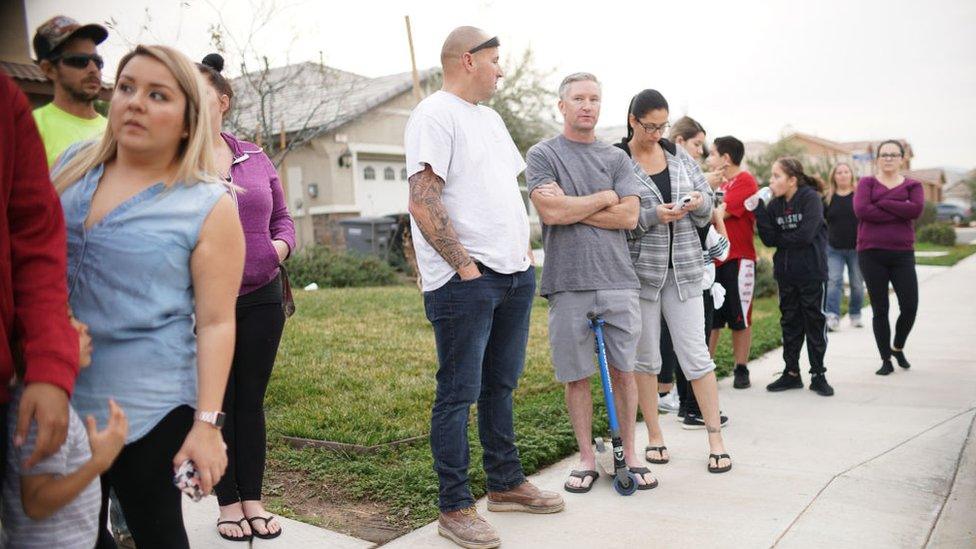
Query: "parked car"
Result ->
[[935, 203, 971, 225]]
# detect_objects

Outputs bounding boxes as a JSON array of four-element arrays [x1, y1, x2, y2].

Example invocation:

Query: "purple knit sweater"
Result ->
[[222, 132, 296, 295], [853, 176, 924, 252]]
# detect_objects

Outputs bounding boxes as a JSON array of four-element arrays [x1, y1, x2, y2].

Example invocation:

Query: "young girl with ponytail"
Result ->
[[755, 157, 834, 397]]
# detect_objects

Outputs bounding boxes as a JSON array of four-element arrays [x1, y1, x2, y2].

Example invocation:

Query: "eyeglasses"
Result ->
[[634, 119, 670, 135], [878, 153, 903, 159], [53, 53, 104, 70]]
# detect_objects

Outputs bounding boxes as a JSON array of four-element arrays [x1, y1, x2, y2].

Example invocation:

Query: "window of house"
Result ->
[[384, 167, 395, 181], [363, 166, 375, 180], [400, 167, 408, 180]]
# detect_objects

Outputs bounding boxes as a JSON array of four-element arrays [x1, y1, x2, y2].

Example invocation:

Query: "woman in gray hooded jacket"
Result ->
[[616, 90, 731, 474]]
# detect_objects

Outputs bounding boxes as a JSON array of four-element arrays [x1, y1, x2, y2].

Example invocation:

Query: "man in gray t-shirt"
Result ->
[[526, 73, 656, 493]]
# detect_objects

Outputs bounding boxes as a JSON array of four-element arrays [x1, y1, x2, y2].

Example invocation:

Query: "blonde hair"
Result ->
[[53, 45, 220, 193], [825, 162, 856, 205]]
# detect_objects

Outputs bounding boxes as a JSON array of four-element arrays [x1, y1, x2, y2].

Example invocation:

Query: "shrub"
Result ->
[[917, 222, 956, 247], [754, 256, 778, 298], [916, 201, 937, 230], [286, 246, 398, 288]]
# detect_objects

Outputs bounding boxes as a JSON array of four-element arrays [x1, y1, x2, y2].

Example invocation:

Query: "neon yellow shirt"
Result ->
[[32, 103, 107, 167]]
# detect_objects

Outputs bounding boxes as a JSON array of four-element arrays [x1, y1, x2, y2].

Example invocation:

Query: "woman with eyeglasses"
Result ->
[[853, 140, 924, 376], [616, 90, 731, 474]]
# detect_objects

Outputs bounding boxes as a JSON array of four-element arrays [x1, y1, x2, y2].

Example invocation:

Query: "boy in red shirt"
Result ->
[[706, 136, 758, 389]]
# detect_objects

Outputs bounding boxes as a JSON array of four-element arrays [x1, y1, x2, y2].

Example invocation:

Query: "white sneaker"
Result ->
[[826, 316, 840, 332], [850, 316, 863, 328], [658, 387, 680, 414]]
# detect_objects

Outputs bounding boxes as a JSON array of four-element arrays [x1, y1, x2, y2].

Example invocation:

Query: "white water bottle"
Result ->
[[744, 187, 772, 211]]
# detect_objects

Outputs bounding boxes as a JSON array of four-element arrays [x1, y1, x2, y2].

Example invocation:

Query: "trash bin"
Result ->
[[339, 216, 398, 258]]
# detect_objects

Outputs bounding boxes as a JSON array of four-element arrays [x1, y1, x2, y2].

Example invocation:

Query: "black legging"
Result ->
[[97, 406, 194, 549], [214, 291, 285, 506], [658, 317, 677, 385], [858, 249, 918, 361]]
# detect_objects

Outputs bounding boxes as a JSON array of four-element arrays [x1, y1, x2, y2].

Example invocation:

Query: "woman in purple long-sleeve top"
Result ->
[[853, 140, 924, 377], [198, 54, 295, 542]]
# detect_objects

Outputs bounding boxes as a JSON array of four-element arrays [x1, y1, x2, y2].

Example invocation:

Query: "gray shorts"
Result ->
[[547, 289, 641, 383], [635, 270, 716, 380]]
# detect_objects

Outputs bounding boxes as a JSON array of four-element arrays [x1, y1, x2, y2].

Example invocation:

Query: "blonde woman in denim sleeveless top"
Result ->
[[52, 45, 243, 548]]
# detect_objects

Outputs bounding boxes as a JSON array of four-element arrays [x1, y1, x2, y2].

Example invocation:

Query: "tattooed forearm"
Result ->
[[408, 165, 473, 271]]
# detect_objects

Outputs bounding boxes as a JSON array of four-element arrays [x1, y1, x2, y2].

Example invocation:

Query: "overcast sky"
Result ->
[[27, 0, 976, 170]]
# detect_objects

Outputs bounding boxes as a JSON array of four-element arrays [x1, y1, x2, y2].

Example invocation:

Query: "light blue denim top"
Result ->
[[58, 146, 226, 443]]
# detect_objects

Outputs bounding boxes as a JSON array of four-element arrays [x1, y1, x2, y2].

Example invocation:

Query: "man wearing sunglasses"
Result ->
[[406, 26, 563, 549], [31, 16, 109, 167]]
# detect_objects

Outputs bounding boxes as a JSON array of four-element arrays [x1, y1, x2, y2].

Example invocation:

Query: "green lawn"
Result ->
[[914, 242, 976, 266], [264, 285, 786, 530]]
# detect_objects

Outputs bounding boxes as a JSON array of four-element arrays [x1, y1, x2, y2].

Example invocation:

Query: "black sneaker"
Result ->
[[732, 365, 751, 389], [809, 374, 834, 397], [677, 403, 687, 419], [682, 411, 730, 430], [876, 360, 894, 376], [891, 349, 911, 369], [766, 371, 803, 392]]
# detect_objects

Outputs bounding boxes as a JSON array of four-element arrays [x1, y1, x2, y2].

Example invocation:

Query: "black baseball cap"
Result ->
[[33, 15, 108, 62]]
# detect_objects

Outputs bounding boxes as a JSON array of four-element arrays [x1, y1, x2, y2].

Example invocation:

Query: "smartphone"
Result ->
[[671, 195, 694, 212], [714, 190, 725, 206], [173, 459, 204, 502]]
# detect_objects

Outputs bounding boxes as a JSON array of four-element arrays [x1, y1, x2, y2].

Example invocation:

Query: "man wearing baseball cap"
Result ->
[[32, 16, 109, 166]]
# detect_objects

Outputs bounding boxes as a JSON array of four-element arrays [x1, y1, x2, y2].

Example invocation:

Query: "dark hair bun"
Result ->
[[201, 53, 224, 73]]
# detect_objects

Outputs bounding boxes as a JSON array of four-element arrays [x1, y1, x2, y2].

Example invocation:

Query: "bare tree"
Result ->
[[203, 0, 366, 168]]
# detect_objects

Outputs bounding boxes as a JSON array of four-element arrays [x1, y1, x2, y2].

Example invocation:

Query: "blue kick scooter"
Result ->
[[587, 312, 639, 496]]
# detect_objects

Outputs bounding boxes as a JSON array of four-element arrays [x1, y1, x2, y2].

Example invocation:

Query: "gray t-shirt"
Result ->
[[2, 385, 100, 549], [526, 135, 643, 296]]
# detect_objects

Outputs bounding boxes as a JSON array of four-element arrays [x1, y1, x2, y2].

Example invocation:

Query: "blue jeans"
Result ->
[[423, 265, 535, 512], [826, 246, 864, 319]]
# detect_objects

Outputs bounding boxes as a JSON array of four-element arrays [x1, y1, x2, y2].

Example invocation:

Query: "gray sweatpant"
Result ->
[[635, 270, 716, 380]]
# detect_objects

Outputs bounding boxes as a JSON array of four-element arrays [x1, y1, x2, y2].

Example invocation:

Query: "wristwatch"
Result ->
[[194, 410, 226, 428]]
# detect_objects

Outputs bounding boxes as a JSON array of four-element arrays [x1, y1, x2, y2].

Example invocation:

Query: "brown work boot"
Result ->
[[438, 506, 500, 549], [486, 481, 565, 514]]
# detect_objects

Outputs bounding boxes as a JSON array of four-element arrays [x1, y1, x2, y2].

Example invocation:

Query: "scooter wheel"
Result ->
[[613, 471, 639, 496], [594, 437, 606, 453]]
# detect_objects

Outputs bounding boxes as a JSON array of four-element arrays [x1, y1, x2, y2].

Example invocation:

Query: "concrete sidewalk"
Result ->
[[387, 255, 976, 548]]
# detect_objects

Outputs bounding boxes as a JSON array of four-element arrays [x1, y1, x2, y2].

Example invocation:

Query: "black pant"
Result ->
[[214, 295, 285, 506], [675, 291, 712, 415], [858, 249, 918, 361], [97, 406, 194, 549], [778, 280, 828, 375]]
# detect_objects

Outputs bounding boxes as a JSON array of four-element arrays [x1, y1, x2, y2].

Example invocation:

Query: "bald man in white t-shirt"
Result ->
[[405, 25, 564, 549]]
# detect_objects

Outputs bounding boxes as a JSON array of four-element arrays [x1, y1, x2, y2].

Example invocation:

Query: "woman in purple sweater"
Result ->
[[853, 140, 923, 376], [198, 54, 295, 542]]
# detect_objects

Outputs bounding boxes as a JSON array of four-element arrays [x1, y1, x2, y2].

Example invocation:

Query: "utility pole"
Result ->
[[404, 15, 422, 101]]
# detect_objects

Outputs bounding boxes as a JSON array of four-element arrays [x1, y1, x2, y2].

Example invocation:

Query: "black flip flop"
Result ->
[[246, 515, 283, 540], [217, 518, 252, 542], [563, 470, 600, 493], [645, 445, 670, 464], [628, 467, 659, 490], [708, 453, 732, 474]]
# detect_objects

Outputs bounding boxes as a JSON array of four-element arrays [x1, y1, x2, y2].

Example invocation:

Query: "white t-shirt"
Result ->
[[405, 90, 530, 292]]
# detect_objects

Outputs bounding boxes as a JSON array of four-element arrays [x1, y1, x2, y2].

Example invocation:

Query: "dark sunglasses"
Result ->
[[467, 36, 500, 55], [54, 53, 104, 70]]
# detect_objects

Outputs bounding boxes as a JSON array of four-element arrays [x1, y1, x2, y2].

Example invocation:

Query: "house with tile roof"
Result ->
[[229, 61, 441, 247]]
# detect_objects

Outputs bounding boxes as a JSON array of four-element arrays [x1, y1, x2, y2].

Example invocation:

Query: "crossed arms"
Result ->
[[529, 183, 639, 230]]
